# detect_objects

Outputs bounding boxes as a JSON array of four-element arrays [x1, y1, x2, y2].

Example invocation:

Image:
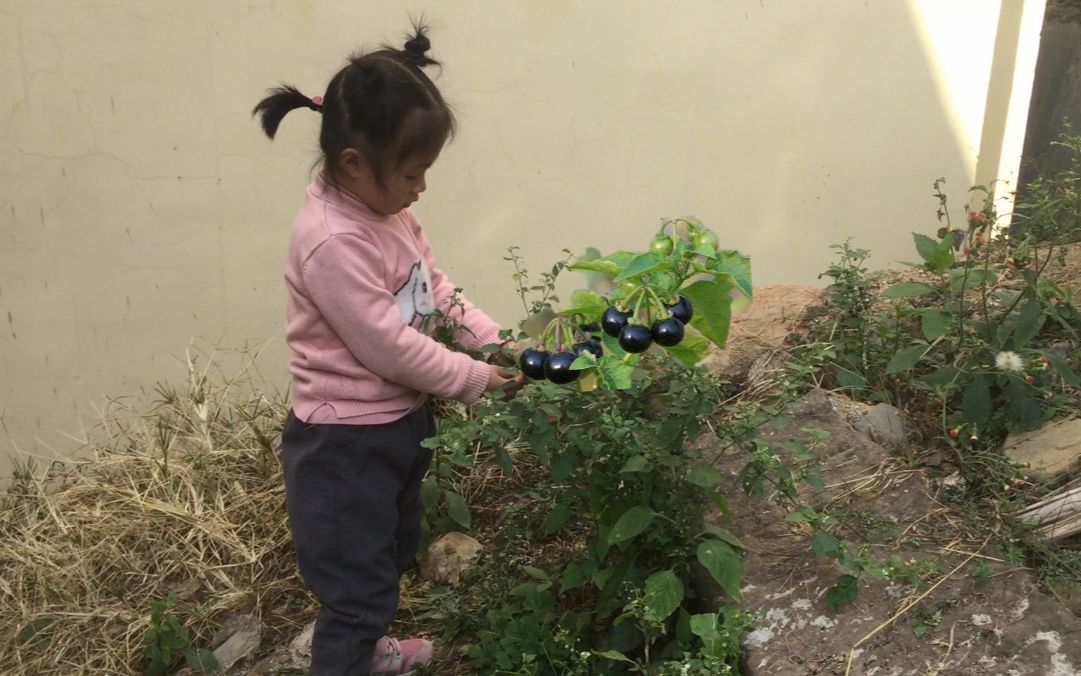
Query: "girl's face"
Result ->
[[338, 148, 440, 217]]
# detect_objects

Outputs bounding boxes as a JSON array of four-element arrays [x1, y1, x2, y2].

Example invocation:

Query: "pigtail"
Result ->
[[252, 85, 322, 139]]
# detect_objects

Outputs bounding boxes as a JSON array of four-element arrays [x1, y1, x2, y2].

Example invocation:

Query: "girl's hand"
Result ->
[[486, 364, 525, 399], [485, 340, 520, 367]]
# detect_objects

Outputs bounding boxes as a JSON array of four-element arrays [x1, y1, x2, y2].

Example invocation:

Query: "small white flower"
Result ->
[[995, 351, 1023, 372]]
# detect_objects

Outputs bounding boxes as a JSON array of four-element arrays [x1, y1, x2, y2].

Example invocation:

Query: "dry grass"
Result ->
[[0, 347, 310, 674]]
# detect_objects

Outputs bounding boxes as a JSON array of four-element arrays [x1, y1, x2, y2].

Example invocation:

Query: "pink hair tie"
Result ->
[[311, 95, 323, 106]]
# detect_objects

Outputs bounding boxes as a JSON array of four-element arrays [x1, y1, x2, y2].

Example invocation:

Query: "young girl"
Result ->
[[254, 26, 520, 675]]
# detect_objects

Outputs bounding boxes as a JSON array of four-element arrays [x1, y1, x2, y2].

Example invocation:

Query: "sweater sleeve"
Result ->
[[409, 215, 503, 351], [301, 233, 492, 404]]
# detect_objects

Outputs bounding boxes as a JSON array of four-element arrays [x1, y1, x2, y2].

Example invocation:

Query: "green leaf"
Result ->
[[921, 310, 951, 341], [685, 464, 723, 488], [1005, 378, 1042, 430], [561, 563, 585, 591], [595, 649, 636, 664], [607, 506, 656, 545], [825, 574, 859, 612], [568, 251, 635, 277], [597, 356, 635, 390], [18, 617, 56, 644], [613, 252, 670, 282], [445, 491, 471, 529], [703, 524, 746, 550], [420, 477, 440, 511], [884, 282, 936, 298], [601, 332, 627, 359], [835, 367, 867, 393], [562, 290, 608, 320], [919, 365, 959, 388], [962, 374, 992, 429], [663, 330, 711, 368], [681, 279, 735, 349], [913, 232, 955, 272], [966, 267, 998, 287], [689, 612, 726, 658], [522, 565, 550, 581], [570, 350, 598, 370], [184, 648, 220, 672], [706, 251, 753, 299], [689, 612, 719, 638], [913, 233, 939, 264], [696, 539, 742, 600], [1011, 298, 1045, 350], [543, 503, 572, 535], [1046, 351, 1080, 386], [551, 453, 576, 482], [643, 570, 684, 623], [811, 532, 840, 558], [886, 344, 926, 374], [619, 456, 651, 473]]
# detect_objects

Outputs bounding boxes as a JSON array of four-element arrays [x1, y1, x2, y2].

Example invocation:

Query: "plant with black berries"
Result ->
[[518, 217, 751, 390]]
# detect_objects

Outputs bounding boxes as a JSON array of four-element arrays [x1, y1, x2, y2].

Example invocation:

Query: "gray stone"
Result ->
[[854, 403, 908, 451], [1004, 418, 1081, 483], [209, 614, 261, 672], [420, 532, 484, 586]]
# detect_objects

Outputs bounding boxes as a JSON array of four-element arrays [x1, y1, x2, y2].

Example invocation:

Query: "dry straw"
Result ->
[[0, 346, 311, 674]]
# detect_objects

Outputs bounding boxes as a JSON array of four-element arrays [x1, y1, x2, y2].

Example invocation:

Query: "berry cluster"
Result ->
[[601, 296, 693, 353], [518, 326, 604, 385]]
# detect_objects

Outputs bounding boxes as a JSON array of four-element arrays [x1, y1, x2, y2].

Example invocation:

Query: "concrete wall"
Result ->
[[0, 0, 1044, 477]]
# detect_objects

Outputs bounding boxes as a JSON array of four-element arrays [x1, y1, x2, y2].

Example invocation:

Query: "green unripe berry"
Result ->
[[649, 236, 674, 256]]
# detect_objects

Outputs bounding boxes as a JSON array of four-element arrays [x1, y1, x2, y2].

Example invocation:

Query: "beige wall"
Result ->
[[0, 0, 1044, 477]]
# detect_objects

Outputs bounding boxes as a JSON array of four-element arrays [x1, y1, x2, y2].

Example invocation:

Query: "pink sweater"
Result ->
[[284, 174, 502, 424]]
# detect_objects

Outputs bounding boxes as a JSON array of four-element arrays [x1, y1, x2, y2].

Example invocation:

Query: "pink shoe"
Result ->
[[370, 635, 434, 675]]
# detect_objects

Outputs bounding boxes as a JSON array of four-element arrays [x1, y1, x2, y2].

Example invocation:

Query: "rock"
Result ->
[[696, 389, 1081, 674], [702, 284, 824, 381], [1003, 418, 1081, 483], [854, 403, 908, 451], [288, 620, 314, 661], [245, 621, 311, 675], [208, 614, 261, 672], [420, 532, 483, 586]]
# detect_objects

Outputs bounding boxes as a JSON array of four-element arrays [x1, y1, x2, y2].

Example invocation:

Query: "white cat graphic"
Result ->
[[394, 260, 436, 327]]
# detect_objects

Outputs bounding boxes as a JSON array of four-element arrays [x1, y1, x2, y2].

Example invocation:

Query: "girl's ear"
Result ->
[[338, 147, 366, 180]]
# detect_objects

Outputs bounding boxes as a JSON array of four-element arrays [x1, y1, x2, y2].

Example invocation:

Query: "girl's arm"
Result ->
[[302, 233, 493, 403]]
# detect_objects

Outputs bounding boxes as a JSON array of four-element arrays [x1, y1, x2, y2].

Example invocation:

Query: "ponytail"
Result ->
[[400, 25, 440, 69], [252, 85, 322, 139]]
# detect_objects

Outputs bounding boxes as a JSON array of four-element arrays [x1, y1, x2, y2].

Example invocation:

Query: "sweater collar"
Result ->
[[309, 172, 389, 222]]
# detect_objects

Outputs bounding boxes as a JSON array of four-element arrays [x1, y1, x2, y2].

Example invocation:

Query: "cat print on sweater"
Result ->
[[394, 260, 436, 328]]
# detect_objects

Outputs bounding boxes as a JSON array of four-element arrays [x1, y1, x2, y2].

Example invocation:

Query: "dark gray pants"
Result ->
[[281, 405, 436, 675]]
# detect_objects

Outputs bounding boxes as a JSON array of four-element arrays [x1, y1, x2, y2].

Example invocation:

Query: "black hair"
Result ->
[[252, 23, 455, 188]]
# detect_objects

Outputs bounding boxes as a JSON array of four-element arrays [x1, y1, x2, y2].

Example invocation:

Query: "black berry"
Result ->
[[651, 318, 685, 346], [619, 324, 653, 353], [544, 351, 580, 384], [519, 348, 548, 380], [601, 306, 632, 337], [574, 337, 603, 359], [668, 296, 694, 324]]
